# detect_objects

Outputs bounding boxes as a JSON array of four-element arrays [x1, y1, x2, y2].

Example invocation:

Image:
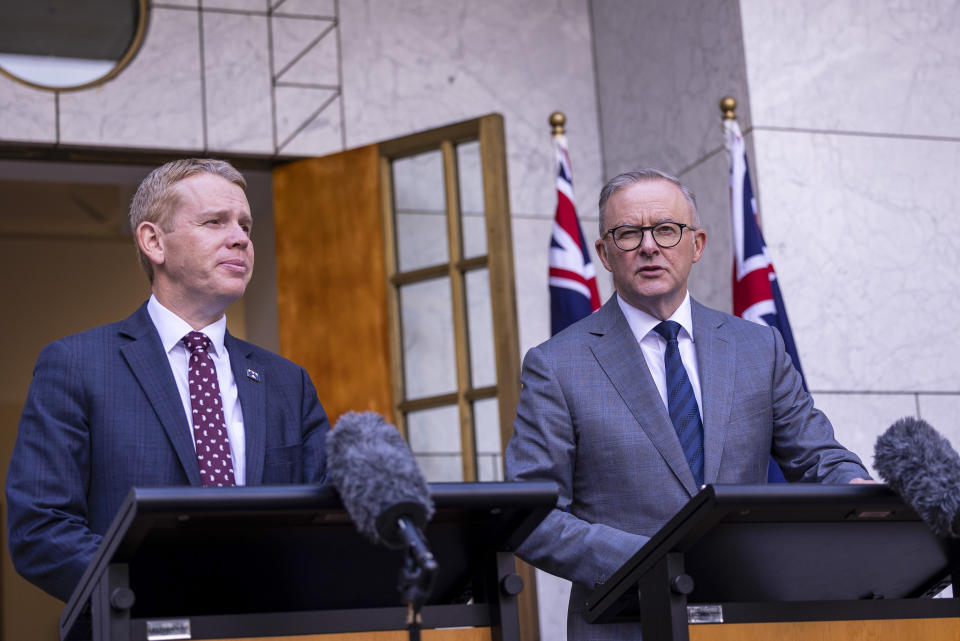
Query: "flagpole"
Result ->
[[720, 95, 736, 121], [549, 110, 566, 136]]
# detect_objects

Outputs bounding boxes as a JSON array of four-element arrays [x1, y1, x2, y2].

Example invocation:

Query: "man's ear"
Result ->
[[136, 221, 165, 267], [596, 237, 613, 273]]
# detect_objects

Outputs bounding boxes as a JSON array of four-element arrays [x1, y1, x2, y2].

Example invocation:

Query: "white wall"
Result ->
[[739, 0, 960, 474]]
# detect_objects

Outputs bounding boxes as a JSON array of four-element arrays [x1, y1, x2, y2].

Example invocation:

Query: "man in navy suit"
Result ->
[[506, 169, 871, 640], [6, 158, 329, 602]]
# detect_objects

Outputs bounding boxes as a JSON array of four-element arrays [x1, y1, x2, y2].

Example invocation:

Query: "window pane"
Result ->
[[407, 405, 463, 482], [392, 151, 448, 271], [465, 268, 495, 388], [400, 277, 456, 399], [474, 397, 502, 481], [456, 141, 486, 259]]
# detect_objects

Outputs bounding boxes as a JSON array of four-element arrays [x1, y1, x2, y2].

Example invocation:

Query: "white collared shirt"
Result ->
[[147, 295, 246, 484], [617, 292, 704, 419]]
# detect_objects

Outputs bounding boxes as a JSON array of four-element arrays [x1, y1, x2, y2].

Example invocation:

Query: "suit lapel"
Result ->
[[587, 298, 699, 496], [692, 300, 734, 486], [227, 334, 266, 485], [119, 305, 202, 486]]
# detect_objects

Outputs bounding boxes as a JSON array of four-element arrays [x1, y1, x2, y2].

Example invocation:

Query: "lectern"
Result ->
[[59, 482, 556, 641], [586, 484, 960, 640]]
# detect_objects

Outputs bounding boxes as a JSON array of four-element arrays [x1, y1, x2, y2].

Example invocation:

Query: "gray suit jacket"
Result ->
[[504, 296, 867, 640]]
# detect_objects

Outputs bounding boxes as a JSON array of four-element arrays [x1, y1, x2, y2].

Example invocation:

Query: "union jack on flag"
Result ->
[[724, 117, 803, 482], [549, 133, 601, 335]]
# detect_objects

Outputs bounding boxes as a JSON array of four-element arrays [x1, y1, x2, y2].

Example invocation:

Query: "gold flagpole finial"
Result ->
[[720, 96, 737, 121], [549, 111, 566, 136]]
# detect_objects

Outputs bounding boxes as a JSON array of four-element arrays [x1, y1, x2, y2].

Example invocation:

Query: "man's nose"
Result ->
[[227, 222, 250, 247], [637, 230, 659, 255]]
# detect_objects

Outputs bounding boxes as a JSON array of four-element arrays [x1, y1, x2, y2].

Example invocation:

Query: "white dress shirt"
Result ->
[[147, 295, 247, 484], [617, 292, 704, 419]]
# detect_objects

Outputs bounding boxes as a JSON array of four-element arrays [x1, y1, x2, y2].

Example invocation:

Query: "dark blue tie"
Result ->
[[654, 320, 704, 487]]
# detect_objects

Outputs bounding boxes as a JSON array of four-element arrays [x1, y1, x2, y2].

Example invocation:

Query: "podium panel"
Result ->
[[213, 630, 492, 641], [587, 485, 960, 641], [689, 617, 960, 641], [60, 483, 556, 641]]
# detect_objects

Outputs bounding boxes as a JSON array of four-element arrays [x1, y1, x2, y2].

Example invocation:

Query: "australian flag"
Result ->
[[549, 133, 601, 335], [724, 118, 804, 482]]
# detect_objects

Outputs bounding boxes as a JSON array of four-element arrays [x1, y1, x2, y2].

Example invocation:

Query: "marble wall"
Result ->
[[738, 0, 960, 473], [0, 0, 341, 154]]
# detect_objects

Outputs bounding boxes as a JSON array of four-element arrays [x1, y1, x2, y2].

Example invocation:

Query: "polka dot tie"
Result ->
[[182, 331, 236, 487]]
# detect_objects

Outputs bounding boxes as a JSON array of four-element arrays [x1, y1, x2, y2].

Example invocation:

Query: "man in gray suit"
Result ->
[[505, 169, 869, 640]]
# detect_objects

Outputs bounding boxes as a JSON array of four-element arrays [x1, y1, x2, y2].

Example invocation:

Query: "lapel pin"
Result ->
[[246, 369, 261, 382]]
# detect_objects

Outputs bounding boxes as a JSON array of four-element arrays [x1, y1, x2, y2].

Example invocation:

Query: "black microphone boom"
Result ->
[[327, 411, 438, 614], [874, 416, 960, 538]]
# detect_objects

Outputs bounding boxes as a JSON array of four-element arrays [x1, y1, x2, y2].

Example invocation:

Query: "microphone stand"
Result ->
[[395, 518, 438, 641]]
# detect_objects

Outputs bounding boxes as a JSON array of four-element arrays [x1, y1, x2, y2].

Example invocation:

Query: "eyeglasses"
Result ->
[[603, 222, 693, 251]]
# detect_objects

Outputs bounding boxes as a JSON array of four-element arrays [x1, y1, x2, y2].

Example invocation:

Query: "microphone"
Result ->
[[326, 411, 438, 582], [874, 417, 960, 538]]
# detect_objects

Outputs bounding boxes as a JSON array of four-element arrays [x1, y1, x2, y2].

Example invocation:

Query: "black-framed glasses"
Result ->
[[603, 222, 693, 250]]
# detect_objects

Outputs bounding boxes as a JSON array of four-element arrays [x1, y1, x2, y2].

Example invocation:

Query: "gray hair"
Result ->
[[598, 169, 700, 235], [129, 158, 247, 283]]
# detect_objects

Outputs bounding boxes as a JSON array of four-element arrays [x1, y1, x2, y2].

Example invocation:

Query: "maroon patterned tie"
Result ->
[[182, 331, 236, 487]]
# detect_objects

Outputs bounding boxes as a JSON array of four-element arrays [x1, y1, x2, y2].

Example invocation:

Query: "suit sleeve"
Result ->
[[505, 345, 647, 589], [5, 340, 102, 602], [298, 367, 329, 484], [767, 326, 870, 482]]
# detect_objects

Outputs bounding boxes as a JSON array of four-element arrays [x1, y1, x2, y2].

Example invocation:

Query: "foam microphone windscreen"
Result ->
[[326, 411, 435, 547], [874, 416, 960, 538]]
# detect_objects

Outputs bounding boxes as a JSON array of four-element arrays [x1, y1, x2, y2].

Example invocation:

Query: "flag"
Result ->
[[724, 117, 804, 482], [549, 133, 601, 335]]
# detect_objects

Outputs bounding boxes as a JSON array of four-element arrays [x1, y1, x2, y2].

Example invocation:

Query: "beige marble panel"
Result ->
[[275, 0, 336, 17], [203, 0, 266, 11], [740, 0, 960, 136], [810, 392, 917, 480], [591, 0, 753, 178], [204, 11, 273, 153], [916, 394, 960, 455], [275, 89, 342, 155], [338, 0, 602, 222], [536, 569, 571, 641], [0, 74, 56, 143], [272, 16, 338, 86], [681, 147, 735, 314], [59, 8, 204, 150], [752, 130, 960, 392]]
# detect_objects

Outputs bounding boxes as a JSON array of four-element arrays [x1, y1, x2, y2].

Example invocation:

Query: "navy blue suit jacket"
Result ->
[[6, 303, 329, 601]]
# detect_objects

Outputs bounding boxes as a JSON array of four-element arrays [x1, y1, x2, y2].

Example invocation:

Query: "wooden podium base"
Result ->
[[212, 629, 491, 641], [690, 617, 960, 641]]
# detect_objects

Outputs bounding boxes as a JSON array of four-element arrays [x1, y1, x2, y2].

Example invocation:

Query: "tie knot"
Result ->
[[654, 320, 682, 342], [181, 331, 211, 353]]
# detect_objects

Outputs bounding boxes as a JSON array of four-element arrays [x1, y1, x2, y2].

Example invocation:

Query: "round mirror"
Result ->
[[0, 0, 147, 91]]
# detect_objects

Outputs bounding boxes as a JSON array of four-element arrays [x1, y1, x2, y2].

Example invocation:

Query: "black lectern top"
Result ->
[[60, 481, 556, 641]]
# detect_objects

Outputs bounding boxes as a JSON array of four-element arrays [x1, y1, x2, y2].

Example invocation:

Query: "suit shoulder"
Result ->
[[695, 303, 774, 337], [530, 313, 598, 355], [40, 318, 129, 354]]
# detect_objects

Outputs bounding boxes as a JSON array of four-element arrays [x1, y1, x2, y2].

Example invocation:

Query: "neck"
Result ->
[[619, 291, 685, 321], [152, 287, 227, 330]]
